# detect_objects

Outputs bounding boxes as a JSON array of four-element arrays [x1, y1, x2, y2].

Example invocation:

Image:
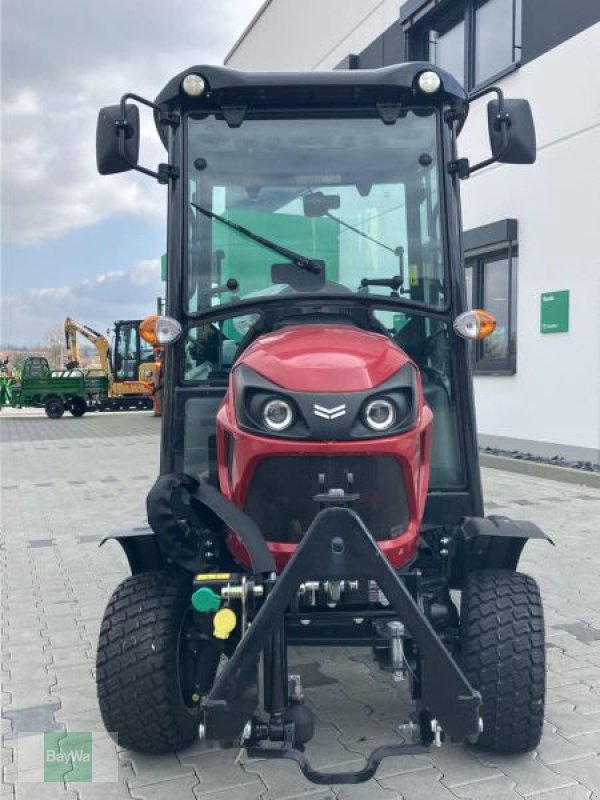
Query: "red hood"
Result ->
[[236, 324, 412, 392]]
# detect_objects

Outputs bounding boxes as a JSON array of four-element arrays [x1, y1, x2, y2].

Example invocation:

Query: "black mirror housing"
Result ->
[[303, 192, 341, 218], [487, 99, 536, 164], [96, 104, 140, 175]]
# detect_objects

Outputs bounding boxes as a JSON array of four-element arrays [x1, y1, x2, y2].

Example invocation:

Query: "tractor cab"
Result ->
[[95, 64, 547, 784]]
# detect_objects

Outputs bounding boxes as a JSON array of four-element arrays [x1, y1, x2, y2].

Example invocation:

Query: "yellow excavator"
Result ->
[[64, 317, 162, 412]]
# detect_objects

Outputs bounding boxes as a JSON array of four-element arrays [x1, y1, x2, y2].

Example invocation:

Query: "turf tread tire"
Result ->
[[96, 570, 200, 753], [460, 569, 545, 754]]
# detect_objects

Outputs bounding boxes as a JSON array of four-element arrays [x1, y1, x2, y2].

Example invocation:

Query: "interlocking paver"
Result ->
[[379, 766, 457, 799], [129, 775, 200, 800], [536, 723, 598, 765], [551, 755, 600, 794], [527, 787, 593, 800], [123, 750, 196, 789], [449, 775, 523, 799], [477, 752, 577, 796], [178, 746, 264, 796], [3, 410, 600, 799]]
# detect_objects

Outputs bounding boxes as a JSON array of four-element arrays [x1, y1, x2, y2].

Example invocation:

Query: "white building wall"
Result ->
[[226, 0, 400, 71], [227, 5, 600, 462], [458, 24, 600, 460]]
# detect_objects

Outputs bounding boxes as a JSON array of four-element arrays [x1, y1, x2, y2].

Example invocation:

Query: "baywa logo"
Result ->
[[15, 730, 118, 783], [45, 733, 92, 782]]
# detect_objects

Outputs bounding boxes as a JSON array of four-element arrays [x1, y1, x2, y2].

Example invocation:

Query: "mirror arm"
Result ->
[[116, 93, 180, 184], [448, 84, 510, 179]]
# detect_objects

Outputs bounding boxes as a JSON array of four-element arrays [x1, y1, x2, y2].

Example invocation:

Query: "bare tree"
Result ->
[[43, 323, 65, 369]]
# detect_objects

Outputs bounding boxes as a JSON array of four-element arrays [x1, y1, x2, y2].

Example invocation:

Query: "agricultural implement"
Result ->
[[0, 356, 108, 417]]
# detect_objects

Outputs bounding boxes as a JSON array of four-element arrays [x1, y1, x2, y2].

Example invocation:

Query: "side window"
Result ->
[[184, 315, 261, 383], [373, 310, 466, 490], [465, 250, 518, 374], [409, 0, 522, 91]]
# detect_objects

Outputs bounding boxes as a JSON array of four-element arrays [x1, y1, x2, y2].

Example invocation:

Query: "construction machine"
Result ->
[[64, 317, 158, 411]]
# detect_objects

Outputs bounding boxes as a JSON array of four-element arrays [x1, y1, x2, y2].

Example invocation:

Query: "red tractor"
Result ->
[[95, 63, 549, 783]]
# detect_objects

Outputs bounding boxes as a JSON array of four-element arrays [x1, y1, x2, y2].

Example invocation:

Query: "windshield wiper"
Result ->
[[323, 210, 407, 292], [191, 202, 323, 275], [325, 211, 399, 256]]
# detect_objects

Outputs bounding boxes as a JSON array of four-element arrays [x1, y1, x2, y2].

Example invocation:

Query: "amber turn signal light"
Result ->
[[453, 309, 497, 340], [139, 315, 182, 346]]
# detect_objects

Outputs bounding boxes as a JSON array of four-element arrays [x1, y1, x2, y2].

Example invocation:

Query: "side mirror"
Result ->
[[487, 98, 536, 164], [96, 104, 140, 175]]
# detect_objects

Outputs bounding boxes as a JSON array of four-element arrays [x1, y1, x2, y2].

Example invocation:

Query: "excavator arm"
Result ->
[[63, 317, 112, 379]]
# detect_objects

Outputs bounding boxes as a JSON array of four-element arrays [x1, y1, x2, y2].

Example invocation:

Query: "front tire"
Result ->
[[96, 570, 206, 753], [460, 569, 545, 753], [45, 397, 64, 418]]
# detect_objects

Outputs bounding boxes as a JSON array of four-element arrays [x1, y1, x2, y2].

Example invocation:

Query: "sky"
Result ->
[[1, 0, 265, 345]]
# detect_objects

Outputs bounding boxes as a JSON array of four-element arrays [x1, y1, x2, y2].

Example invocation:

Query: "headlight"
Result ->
[[262, 397, 294, 432], [363, 397, 396, 432]]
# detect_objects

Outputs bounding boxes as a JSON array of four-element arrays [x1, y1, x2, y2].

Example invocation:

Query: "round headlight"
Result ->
[[417, 70, 441, 94], [182, 73, 206, 97], [262, 398, 294, 432], [364, 398, 396, 432]]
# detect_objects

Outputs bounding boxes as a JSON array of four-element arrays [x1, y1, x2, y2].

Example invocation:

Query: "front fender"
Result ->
[[100, 521, 165, 574], [449, 515, 553, 588]]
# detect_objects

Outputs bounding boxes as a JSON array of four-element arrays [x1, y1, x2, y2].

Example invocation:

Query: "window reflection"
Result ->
[[482, 258, 510, 361], [475, 0, 516, 84], [430, 20, 465, 84]]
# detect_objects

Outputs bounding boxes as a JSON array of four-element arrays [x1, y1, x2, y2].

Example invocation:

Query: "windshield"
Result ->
[[186, 111, 445, 313]]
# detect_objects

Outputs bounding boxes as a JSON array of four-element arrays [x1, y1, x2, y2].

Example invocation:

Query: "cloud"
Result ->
[[1, 260, 164, 345], [1, 0, 264, 246]]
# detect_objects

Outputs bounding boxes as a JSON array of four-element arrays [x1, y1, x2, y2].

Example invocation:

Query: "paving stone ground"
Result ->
[[1, 408, 600, 799]]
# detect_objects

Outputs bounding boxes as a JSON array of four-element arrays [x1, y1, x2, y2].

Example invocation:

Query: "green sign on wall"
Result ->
[[541, 290, 569, 334]]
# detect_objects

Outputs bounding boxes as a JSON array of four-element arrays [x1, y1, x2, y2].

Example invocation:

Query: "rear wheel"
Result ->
[[69, 397, 87, 417], [96, 570, 222, 753], [45, 397, 64, 418], [460, 569, 545, 753]]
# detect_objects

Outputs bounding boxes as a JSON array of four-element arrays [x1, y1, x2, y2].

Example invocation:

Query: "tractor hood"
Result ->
[[235, 325, 412, 393]]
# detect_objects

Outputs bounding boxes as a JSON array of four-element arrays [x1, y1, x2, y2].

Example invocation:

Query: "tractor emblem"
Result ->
[[313, 403, 346, 420]]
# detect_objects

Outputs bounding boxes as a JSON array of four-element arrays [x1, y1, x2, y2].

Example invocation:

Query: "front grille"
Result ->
[[244, 455, 409, 543]]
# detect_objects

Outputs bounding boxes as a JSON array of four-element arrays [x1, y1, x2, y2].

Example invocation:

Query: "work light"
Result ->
[[417, 71, 441, 94], [182, 74, 206, 97]]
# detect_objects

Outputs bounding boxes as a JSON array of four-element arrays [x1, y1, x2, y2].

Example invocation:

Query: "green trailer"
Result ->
[[1, 356, 109, 418]]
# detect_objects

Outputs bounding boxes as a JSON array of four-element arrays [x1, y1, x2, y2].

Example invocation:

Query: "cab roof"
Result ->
[[153, 62, 467, 146]]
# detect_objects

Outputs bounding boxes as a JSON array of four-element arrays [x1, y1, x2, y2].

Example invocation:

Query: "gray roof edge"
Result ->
[[224, 0, 275, 64]]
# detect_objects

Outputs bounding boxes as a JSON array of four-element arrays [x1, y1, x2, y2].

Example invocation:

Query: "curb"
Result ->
[[480, 453, 600, 489]]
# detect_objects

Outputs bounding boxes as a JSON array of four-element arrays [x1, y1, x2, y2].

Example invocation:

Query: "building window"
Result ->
[[465, 247, 518, 374], [429, 15, 465, 83], [410, 0, 522, 92]]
